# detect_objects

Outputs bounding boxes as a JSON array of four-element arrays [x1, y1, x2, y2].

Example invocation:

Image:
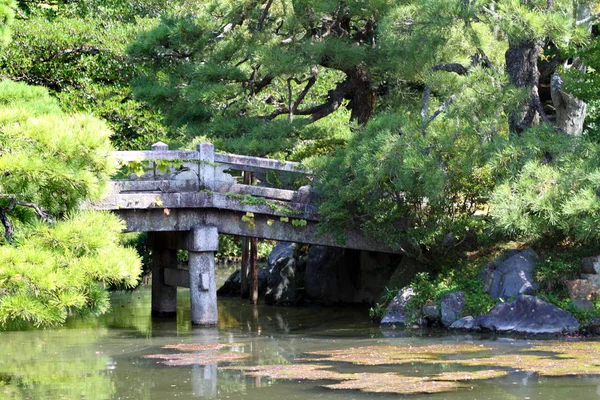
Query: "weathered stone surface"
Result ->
[[581, 256, 600, 275], [566, 279, 597, 300], [268, 242, 296, 267], [385, 256, 431, 294], [572, 298, 595, 312], [422, 302, 440, 323], [380, 288, 415, 327], [474, 295, 579, 335], [449, 316, 476, 331], [264, 255, 304, 305], [583, 316, 600, 335], [440, 292, 465, 327], [480, 248, 539, 300], [304, 246, 355, 305]]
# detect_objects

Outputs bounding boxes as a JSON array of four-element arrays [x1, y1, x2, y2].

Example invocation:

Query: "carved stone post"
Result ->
[[151, 142, 169, 179], [197, 142, 215, 190], [149, 232, 178, 317], [188, 225, 219, 326]]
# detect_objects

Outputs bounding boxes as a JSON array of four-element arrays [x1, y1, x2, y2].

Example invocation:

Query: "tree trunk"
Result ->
[[505, 39, 542, 133], [551, 74, 586, 135], [348, 66, 376, 125]]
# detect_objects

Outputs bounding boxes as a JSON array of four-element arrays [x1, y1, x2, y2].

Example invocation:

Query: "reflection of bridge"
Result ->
[[91, 142, 403, 326]]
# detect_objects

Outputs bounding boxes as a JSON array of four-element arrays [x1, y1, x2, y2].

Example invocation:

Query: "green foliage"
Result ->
[[0, 0, 14, 48], [534, 255, 580, 294], [488, 127, 600, 243], [0, 80, 114, 216], [0, 80, 142, 328], [0, 3, 168, 150]]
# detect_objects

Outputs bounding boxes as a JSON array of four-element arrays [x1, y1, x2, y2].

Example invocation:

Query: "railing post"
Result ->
[[151, 142, 169, 179], [197, 142, 215, 190]]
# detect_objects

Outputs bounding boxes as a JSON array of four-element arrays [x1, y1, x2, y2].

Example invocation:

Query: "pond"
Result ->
[[2, 265, 600, 399]]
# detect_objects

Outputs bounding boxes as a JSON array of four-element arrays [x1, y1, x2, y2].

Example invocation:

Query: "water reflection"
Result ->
[[3, 282, 600, 400]]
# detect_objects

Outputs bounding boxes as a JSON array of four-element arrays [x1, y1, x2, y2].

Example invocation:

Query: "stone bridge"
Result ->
[[91, 142, 404, 326]]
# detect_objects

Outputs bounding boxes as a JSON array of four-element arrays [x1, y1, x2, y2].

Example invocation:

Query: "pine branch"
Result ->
[[0, 198, 52, 242], [256, 0, 274, 32], [421, 85, 431, 121], [268, 78, 351, 121], [421, 95, 456, 136], [42, 46, 102, 62], [577, 10, 600, 26], [432, 63, 469, 75]]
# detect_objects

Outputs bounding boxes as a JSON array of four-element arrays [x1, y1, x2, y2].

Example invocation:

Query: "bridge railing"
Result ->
[[110, 142, 314, 204]]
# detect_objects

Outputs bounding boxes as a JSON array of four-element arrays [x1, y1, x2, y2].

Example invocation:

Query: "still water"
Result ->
[[2, 266, 600, 400]]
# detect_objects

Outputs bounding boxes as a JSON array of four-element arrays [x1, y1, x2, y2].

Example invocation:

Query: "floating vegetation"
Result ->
[[306, 344, 493, 365], [162, 343, 246, 352], [431, 370, 510, 381], [223, 341, 600, 395], [323, 373, 467, 395], [145, 352, 250, 366], [453, 342, 600, 376], [226, 364, 510, 395], [228, 364, 348, 381]]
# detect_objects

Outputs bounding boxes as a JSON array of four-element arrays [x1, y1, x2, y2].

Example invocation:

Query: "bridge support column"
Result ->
[[149, 232, 178, 317], [188, 225, 219, 326]]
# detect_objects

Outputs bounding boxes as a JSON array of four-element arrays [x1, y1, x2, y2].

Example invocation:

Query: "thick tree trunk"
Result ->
[[551, 74, 586, 135], [505, 39, 542, 133], [348, 66, 376, 125]]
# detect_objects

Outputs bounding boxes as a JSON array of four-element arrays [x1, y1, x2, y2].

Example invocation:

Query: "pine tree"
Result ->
[[0, 7, 141, 327]]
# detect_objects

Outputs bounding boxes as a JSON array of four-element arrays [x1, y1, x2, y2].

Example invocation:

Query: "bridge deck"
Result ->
[[91, 142, 405, 254]]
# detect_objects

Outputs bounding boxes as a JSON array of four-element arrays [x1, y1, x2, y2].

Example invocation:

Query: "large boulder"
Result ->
[[480, 248, 539, 300], [304, 246, 352, 305], [440, 292, 465, 327], [264, 244, 304, 305], [449, 316, 476, 331], [473, 295, 579, 335], [380, 287, 416, 327], [268, 242, 296, 267]]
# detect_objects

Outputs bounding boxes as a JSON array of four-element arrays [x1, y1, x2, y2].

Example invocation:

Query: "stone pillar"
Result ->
[[197, 142, 215, 190], [149, 232, 178, 317], [188, 225, 219, 326]]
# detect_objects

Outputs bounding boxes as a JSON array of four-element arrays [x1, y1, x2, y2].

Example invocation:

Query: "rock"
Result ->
[[304, 246, 352, 305], [264, 255, 304, 305], [583, 316, 600, 335], [217, 269, 241, 296], [572, 298, 595, 312], [380, 288, 416, 328], [449, 316, 476, 331], [422, 302, 440, 323], [480, 248, 539, 300], [440, 292, 465, 327], [474, 295, 579, 335], [582, 256, 600, 275], [385, 256, 431, 294], [268, 242, 295, 267], [566, 279, 597, 300]]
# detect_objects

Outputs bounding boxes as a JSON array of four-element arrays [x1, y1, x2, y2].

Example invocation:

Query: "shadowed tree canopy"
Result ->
[[126, 0, 600, 252]]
